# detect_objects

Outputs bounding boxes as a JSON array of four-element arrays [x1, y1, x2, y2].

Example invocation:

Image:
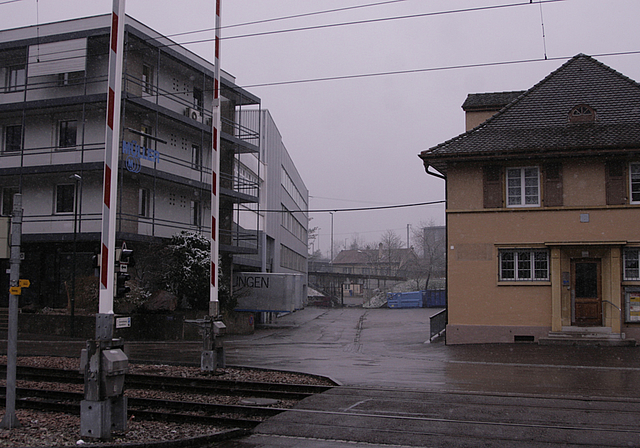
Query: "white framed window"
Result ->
[[139, 188, 150, 217], [6, 65, 25, 92], [507, 167, 540, 207], [58, 120, 77, 148], [624, 248, 640, 281], [630, 163, 640, 204], [55, 184, 75, 214], [499, 249, 549, 281]]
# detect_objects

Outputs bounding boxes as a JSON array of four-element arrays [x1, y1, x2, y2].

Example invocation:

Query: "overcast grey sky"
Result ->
[[2, 0, 639, 257]]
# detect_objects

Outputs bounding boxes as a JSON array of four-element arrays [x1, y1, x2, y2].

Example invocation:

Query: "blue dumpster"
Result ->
[[387, 291, 423, 308], [423, 290, 445, 307]]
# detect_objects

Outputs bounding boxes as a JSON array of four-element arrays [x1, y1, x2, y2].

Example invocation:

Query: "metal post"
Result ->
[[209, 0, 222, 317], [330, 211, 334, 264], [1, 193, 22, 429], [98, 0, 126, 315], [205, 0, 224, 371], [82, 0, 127, 440], [71, 174, 81, 337]]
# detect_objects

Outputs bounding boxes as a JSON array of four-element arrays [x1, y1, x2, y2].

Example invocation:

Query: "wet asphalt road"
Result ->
[[215, 307, 640, 447], [222, 307, 640, 398], [10, 307, 640, 447]]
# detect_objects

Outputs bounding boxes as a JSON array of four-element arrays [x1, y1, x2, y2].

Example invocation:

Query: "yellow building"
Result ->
[[419, 54, 640, 345]]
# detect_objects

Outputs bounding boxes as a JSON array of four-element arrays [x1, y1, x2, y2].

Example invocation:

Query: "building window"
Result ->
[[58, 120, 77, 148], [55, 184, 75, 214], [280, 244, 306, 273], [1, 186, 19, 216], [142, 64, 153, 94], [140, 125, 152, 148], [190, 200, 200, 226], [507, 167, 539, 207], [58, 71, 83, 86], [4, 125, 22, 152], [569, 104, 595, 123], [193, 87, 203, 112], [630, 163, 640, 204], [191, 144, 201, 168], [499, 249, 549, 281], [139, 188, 150, 217], [6, 65, 25, 92], [624, 249, 640, 281]]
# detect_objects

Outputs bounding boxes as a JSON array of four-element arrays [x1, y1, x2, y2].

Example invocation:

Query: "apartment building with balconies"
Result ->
[[0, 14, 262, 309]]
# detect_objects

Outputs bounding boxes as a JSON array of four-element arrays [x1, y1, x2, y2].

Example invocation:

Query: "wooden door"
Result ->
[[572, 259, 602, 326]]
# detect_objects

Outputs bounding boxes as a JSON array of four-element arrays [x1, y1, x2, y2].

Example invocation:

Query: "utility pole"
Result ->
[[1, 194, 22, 429], [407, 224, 411, 249]]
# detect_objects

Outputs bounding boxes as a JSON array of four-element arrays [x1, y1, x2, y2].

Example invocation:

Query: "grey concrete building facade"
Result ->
[[0, 14, 270, 309]]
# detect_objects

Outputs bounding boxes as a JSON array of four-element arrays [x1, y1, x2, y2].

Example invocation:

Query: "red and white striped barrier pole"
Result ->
[[210, 0, 221, 317], [99, 0, 126, 318]]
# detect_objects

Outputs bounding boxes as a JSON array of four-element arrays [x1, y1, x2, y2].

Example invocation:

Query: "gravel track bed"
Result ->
[[0, 356, 333, 447]]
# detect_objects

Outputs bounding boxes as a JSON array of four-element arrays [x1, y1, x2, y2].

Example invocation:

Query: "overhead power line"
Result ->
[[175, 0, 569, 46], [260, 200, 446, 214], [240, 51, 640, 90], [165, 0, 412, 39]]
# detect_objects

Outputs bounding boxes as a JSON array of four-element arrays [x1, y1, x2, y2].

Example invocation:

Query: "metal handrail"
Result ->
[[429, 309, 447, 342], [602, 299, 625, 332]]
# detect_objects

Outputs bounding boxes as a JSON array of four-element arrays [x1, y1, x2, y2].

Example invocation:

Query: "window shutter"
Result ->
[[28, 38, 86, 77], [605, 161, 626, 205], [483, 165, 503, 208], [543, 163, 563, 207]]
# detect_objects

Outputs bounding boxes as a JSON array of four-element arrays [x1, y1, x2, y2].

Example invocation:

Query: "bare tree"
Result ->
[[348, 233, 367, 250], [379, 230, 403, 276], [412, 220, 446, 290]]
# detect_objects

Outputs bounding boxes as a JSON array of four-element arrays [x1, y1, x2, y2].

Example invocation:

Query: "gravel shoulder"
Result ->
[[0, 356, 334, 447]]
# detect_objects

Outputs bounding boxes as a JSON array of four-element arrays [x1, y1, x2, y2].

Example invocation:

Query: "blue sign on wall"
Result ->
[[122, 140, 160, 173]]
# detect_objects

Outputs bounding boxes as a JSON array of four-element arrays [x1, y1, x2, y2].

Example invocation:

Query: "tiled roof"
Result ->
[[420, 54, 640, 172], [461, 91, 525, 111]]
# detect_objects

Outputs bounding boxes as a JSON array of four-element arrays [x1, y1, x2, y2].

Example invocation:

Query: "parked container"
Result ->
[[423, 290, 446, 308], [387, 291, 423, 308]]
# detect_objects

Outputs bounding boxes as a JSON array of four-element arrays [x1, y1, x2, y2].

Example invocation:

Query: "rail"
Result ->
[[429, 308, 447, 342], [602, 299, 624, 329]]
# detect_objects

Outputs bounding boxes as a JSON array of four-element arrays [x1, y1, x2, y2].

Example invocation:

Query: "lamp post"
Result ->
[[329, 211, 334, 300], [70, 173, 81, 338], [329, 211, 334, 266]]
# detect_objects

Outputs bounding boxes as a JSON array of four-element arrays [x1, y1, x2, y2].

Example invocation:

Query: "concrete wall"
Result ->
[[15, 311, 255, 340]]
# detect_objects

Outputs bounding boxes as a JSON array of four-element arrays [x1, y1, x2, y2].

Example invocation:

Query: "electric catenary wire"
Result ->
[[259, 200, 445, 214], [176, 0, 569, 46], [164, 0, 412, 39]]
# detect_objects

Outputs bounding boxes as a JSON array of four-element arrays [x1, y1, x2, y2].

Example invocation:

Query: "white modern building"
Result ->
[[234, 110, 308, 277], [0, 15, 307, 310]]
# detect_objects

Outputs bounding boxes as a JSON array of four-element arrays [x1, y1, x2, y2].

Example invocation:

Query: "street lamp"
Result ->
[[329, 211, 334, 266], [70, 173, 81, 337]]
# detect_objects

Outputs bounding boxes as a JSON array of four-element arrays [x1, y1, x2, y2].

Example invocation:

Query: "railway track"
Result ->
[[0, 364, 335, 431], [0, 386, 280, 429], [0, 364, 333, 399]]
